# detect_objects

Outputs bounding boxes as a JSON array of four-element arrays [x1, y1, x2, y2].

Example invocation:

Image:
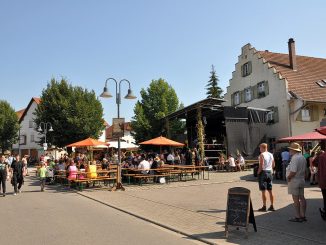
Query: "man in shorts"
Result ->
[[257, 143, 275, 212], [287, 142, 307, 222]]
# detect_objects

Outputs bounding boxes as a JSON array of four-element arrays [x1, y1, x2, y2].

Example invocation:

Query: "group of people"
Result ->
[[0, 154, 27, 196], [257, 141, 326, 222]]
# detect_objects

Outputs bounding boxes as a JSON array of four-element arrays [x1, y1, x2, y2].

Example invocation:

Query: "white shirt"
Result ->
[[167, 154, 174, 161], [237, 155, 245, 166], [261, 151, 274, 171], [138, 160, 150, 174], [287, 153, 306, 180], [228, 157, 236, 167]]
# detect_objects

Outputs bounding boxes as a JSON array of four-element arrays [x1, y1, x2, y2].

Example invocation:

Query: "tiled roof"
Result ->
[[33, 97, 41, 104], [16, 108, 25, 119], [257, 51, 326, 102]]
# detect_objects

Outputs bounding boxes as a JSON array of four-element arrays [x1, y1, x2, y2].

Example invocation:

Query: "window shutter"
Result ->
[[296, 109, 303, 121], [240, 90, 245, 104], [252, 84, 258, 99], [241, 65, 244, 77], [273, 106, 279, 123], [264, 80, 269, 96], [231, 93, 234, 106], [311, 105, 319, 121], [248, 61, 252, 75]]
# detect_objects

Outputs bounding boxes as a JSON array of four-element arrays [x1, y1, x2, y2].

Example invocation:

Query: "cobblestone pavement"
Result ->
[[77, 170, 326, 245]]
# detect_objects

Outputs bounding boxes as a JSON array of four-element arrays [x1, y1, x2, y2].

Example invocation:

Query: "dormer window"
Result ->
[[316, 80, 326, 88]]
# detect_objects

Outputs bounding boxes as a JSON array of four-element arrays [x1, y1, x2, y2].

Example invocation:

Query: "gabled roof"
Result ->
[[16, 108, 26, 120], [18, 97, 41, 123], [257, 51, 326, 102]]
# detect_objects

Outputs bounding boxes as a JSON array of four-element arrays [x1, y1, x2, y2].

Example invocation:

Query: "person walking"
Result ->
[[0, 155, 9, 197], [10, 154, 24, 195], [257, 143, 275, 212], [287, 142, 307, 222], [313, 141, 326, 221]]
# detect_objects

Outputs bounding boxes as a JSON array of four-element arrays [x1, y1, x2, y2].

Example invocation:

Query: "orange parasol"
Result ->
[[66, 138, 109, 147], [139, 136, 184, 147]]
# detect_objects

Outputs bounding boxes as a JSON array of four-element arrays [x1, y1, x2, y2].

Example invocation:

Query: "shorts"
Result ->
[[258, 171, 273, 191], [288, 179, 305, 196]]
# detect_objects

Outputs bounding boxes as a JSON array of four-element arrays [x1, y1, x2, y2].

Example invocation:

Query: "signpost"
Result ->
[[225, 187, 256, 238]]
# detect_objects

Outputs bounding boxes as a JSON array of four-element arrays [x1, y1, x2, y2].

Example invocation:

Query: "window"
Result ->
[[266, 106, 279, 124], [301, 109, 311, 121], [244, 87, 252, 102], [234, 92, 240, 105], [241, 62, 252, 77], [316, 80, 326, 88], [29, 120, 34, 128], [257, 82, 266, 98], [30, 134, 35, 143], [19, 135, 26, 145]]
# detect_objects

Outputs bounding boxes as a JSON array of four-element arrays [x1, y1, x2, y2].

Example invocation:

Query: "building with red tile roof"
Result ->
[[224, 39, 326, 143]]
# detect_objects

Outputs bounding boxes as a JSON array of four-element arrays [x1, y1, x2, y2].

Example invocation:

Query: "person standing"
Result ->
[[38, 162, 47, 192], [257, 143, 275, 212], [287, 142, 307, 222], [0, 155, 9, 197], [281, 148, 290, 180], [313, 141, 326, 221], [10, 154, 24, 195]]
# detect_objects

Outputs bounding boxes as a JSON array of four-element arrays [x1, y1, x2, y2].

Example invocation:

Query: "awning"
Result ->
[[278, 131, 326, 142], [316, 126, 326, 136]]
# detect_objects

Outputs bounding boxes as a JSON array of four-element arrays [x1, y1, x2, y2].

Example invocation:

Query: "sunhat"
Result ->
[[288, 142, 302, 152]]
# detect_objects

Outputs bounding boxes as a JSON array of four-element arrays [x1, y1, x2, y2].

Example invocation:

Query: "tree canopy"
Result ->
[[0, 100, 19, 152], [206, 65, 223, 99], [131, 79, 184, 143], [34, 78, 105, 147]]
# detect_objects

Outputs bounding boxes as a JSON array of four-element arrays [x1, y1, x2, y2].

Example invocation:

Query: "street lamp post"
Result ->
[[37, 122, 54, 151], [100, 78, 136, 191]]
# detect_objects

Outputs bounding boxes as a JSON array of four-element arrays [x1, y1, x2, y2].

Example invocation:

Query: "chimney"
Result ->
[[288, 38, 297, 71]]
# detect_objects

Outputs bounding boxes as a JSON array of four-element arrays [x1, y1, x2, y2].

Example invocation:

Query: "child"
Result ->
[[38, 162, 47, 192]]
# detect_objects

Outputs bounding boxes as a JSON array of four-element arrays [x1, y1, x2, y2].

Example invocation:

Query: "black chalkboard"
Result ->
[[226, 187, 250, 227], [225, 187, 256, 238]]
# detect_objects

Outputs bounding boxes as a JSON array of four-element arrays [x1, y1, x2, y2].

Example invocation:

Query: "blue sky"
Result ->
[[1, 0, 326, 124]]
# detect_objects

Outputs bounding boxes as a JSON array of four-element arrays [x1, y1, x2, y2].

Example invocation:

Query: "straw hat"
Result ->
[[288, 142, 302, 152], [3, 150, 11, 155]]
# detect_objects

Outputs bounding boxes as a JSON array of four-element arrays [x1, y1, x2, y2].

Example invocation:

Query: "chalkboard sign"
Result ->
[[225, 187, 256, 238]]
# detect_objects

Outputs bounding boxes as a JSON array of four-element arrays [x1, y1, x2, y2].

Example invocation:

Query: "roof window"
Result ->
[[316, 80, 326, 88]]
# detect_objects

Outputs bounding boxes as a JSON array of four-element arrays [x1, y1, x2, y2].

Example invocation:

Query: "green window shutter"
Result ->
[[252, 84, 258, 99], [273, 106, 279, 123], [296, 109, 302, 121], [264, 80, 269, 96], [248, 61, 252, 75], [240, 90, 245, 104], [311, 105, 319, 121], [231, 93, 234, 106]]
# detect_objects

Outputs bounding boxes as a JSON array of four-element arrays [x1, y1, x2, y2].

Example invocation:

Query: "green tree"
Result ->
[[0, 100, 19, 152], [206, 65, 223, 99], [131, 79, 184, 143], [34, 78, 105, 147]]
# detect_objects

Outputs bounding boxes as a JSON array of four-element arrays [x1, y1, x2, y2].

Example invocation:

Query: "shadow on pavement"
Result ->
[[194, 198, 326, 245]]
